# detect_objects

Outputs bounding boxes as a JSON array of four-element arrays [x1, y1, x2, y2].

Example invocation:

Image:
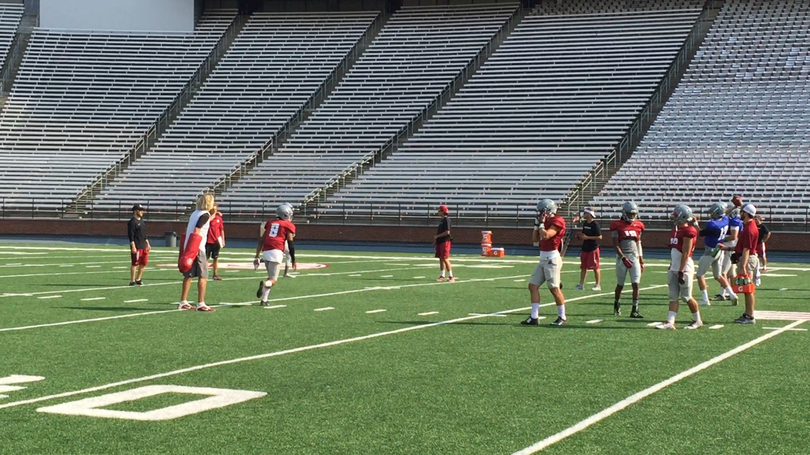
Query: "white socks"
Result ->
[[668, 311, 677, 324], [692, 311, 702, 323], [701, 289, 709, 301], [557, 305, 566, 320], [531, 303, 540, 319], [725, 286, 737, 299], [440, 270, 446, 278]]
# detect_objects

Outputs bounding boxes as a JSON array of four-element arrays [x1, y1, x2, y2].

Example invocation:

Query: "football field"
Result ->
[[1, 242, 808, 454]]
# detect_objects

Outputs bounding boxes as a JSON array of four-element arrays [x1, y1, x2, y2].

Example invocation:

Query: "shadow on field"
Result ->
[[61, 306, 154, 312]]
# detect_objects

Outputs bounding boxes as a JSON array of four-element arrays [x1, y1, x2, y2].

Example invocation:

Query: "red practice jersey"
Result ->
[[207, 214, 224, 244], [540, 215, 566, 252], [262, 219, 296, 252], [669, 225, 697, 256], [609, 219, 645, 242]]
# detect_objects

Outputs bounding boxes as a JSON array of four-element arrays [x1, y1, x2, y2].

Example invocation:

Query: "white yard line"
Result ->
[[0, 284, 668, 411], [366, 309, 387, 314], [314, 307, 334, 312], [512, 319, 807, 455], [80, 297, 106, 302], [418, 311, 439, 316]]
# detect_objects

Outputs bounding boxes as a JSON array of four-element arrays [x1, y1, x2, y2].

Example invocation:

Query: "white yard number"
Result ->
[[37, 385, 265, 421], [269, 223, 280, 237]]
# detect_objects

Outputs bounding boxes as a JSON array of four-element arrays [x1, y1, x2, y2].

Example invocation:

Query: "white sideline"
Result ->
[[511, 319, 807, 455], [0, 285, 667, 410]]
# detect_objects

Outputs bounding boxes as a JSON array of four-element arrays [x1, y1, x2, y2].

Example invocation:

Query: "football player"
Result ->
[[695, 202, 738, 306], [522, 199, 567, 326], [717, 206, 743, 301], [609, 202, 645, 318], [254, 203, 297, 305], [658, 205, 702, 329]]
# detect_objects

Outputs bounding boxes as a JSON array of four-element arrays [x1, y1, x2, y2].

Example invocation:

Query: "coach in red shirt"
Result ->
[[206, 208, 225, 280], [733, 204, 759, 324]]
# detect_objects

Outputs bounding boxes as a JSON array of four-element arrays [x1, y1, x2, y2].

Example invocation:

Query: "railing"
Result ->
[[559, 2, 718, 219], [0, 28, 26, 95], [71, 13, 247, 212]]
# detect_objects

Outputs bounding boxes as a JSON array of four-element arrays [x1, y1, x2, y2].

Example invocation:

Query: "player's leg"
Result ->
[[435, 243, 446, 281], [682, 269, 702, 329], [522, 263, 545, 324], [614, 257, 627, 315], [548, 256, 566, 325], [130, 251, 138, 285], [576, 251, 587, 290], [179, 276, 194, 310], [658, 272, 681, 329], [713, 255, 737, 305], [445, 243, 453, 280], [592, 248, 601, 290], [696, 253, 713, 305], [259, 258, 282, 305], [193, 251, 213, 311], [629, 260, 642, 317], [135, 249, 148, 284]]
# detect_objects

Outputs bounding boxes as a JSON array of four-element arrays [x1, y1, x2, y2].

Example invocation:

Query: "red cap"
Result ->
[[438, 205, 449, 214]]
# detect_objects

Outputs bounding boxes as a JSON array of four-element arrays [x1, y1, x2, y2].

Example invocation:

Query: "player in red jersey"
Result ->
[[733, 204, 760, 324], [522, 198, 567, 326], [205, 207, 225, 280], [609, 201, 645, 318], [253, 203, 297, 305], [657, 204, 702, 330]]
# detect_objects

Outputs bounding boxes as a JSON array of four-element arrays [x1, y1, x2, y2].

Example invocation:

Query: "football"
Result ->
[[731, 195, 743, 207]]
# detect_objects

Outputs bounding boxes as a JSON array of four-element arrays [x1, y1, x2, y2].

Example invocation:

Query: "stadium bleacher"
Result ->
[[319, 1, 704, 221], [89, 11, 379, 214], [218, 3, 520, 217], [0, 10, 234, 214], [593, 0, 810, 222]]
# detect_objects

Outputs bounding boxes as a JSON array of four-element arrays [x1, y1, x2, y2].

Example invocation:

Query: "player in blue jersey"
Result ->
[[696, 202, 738, 306], [717, 203, 744, 301]]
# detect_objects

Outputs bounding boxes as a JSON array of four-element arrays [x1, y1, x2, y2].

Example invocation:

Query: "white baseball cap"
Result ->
[[741, 203, 756, 216], [583, 208, 596, 217]]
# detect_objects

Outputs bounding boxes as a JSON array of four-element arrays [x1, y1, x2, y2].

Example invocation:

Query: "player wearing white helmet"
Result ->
[[658, 205, 702, 329], [522, 198, 568, 326], [695, 202, 738, 306], [609, 201, 645, 318], [253, 203, 297, 305]]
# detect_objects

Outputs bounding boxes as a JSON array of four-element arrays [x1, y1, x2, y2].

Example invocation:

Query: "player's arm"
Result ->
[[532, 217, 541, 246], [539, 224, 558, 241], [637, 232, 644, 270], [127, 221, 137, 253], [612, 231, 623, 259], [255, 224, 269, 260], [434, 229, 450, 241], [723, 227, 739, 246], [679, 236, 693, 273], [286, 232, 297, 270], [740, 246, 751, 275], [762, 229, 771, 243], [145, 238, 151, 252]]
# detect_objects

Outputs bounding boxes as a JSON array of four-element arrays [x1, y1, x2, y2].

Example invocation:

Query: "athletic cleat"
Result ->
[[256, 281, 265, 298], [684, 320, 703, 330], [258, 300, 268, 306], [734, 314, 756, 324], [613, 302, 621, 316], [129, 281, 137, 286], [436, 276, 446, 282], [729, 294, 739, 306], [448, 277, 456, 282], [656, 322, 676, 330], [212, 275, 222, 281], [135, 280, 143, 286], [574, 284, 585, 291], [755, 279, 761, 286], [178, 303, 194, 311], [698, 298, 711, 306], [592, 285, 602, 291], [520, 317, 539, 326], [712, 294, 728, 301], [630, 310, 644, 319], [196, 305, 215, 312], [551, 317, 567, 326], [283, 273, 296, 278]]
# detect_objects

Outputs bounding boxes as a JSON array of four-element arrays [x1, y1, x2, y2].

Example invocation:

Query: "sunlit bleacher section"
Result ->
[[89, 12, 379, 214], [0, 10, 234, 214], [0, 3, 23, 69], [218, 3, 519, 216], [593, 0, 810, 223], [320, 1, 704, 222]]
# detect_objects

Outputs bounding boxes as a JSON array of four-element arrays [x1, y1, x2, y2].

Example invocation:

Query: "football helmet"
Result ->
[[729, 207, 741, 218], [621, 201, 639, 221], [277, 203, 294, 221], [536, 198, 557, 217], [671, 204, 693, 225], [708, 202, 727, 220]]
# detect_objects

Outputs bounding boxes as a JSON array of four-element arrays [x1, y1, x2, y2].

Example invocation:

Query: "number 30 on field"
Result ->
[[37, 385, 266, 421]]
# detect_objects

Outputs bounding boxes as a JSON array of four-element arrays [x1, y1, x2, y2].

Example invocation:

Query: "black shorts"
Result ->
[[205, 242, 221, 259]]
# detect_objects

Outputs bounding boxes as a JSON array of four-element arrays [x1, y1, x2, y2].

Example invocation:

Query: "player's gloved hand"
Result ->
[[253, 257, 260, 270], [678, 271, 686, 285], [639, 257, 645, 272], [622, 256, 634, 269]]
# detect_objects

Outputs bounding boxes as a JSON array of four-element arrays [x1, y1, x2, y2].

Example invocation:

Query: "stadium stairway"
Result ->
[[557, 0, 724, 221], [66, 13, 248, 219]]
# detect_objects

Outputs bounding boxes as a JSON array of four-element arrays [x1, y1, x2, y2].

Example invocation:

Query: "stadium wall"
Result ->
[[40, 0, 196, 32], [0, 220, 807, 252]]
